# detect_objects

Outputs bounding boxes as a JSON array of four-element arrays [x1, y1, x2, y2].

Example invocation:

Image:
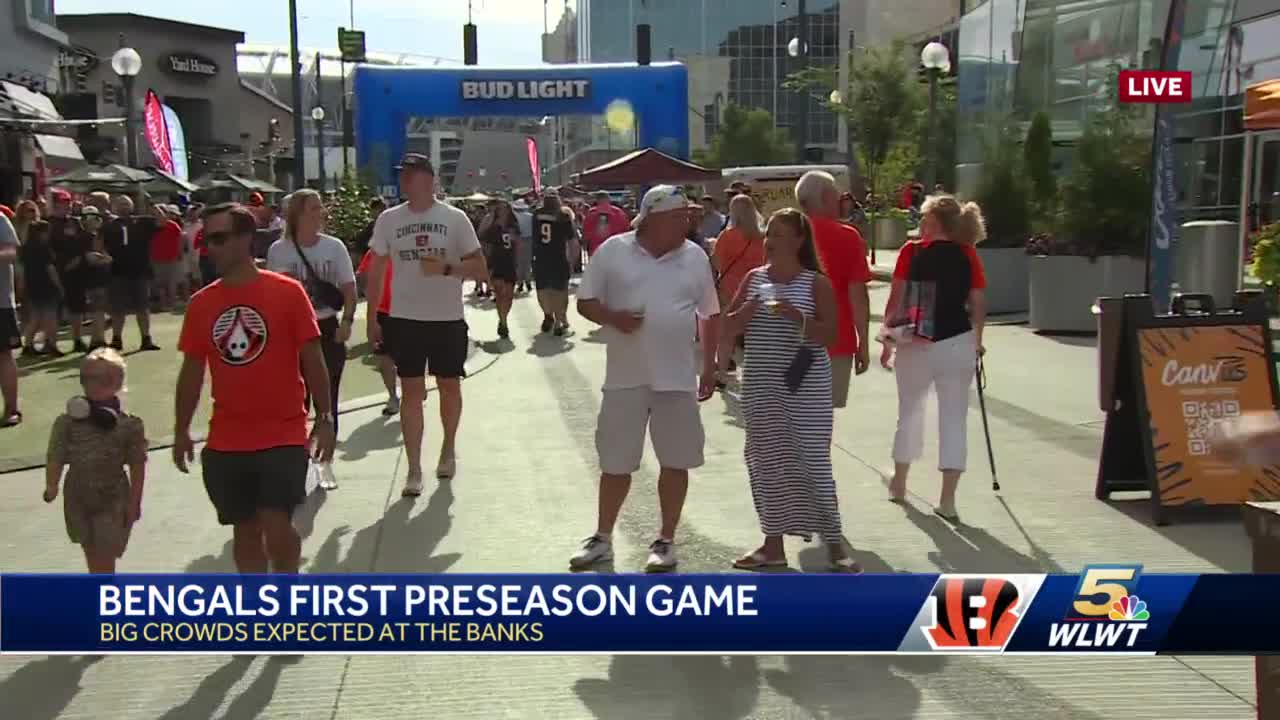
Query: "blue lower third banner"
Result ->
[[0, 569, 1272, 654]]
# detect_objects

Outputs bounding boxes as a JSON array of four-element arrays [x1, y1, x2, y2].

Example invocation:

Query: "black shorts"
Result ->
[[200, 445, 309, 526], [109, 276, 150, 314], [382, 316, 468, 379], [488, 253, 517, 284], [534, 263, 570, 292], [372, 312, 391, 356], [0, 308, 18, 349]]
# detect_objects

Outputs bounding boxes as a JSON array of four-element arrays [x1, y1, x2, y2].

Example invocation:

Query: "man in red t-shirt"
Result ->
[[149, 204, 184, 310], [357, 248, 399, 416], [581, 191, 630, 257], [173, 202, 335, 574], [796, 170, 872, 409]]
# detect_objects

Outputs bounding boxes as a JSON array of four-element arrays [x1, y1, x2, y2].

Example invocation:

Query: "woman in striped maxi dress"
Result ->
[[723, 209, 859, 573]]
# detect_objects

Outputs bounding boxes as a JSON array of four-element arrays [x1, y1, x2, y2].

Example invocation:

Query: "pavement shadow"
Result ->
[[16, 351, 84, 375], [156, 656, 254, 720], [580, 327, 607, 344], [340, 415, 402, 462], [218, 657, 289, 720], [1109, 500, 1249, 572], [574, 655, 761, 720], [795, 544, 896, 575], [309, 481, 460, 573], [900, 502, 1063, 574], [0, 655, 101, 720], [478, 338, 517, 355], [765, 653, 939, 720], [293, 488, 329, 542], [527, 335, 575, 358], [185, 540, 236, 574]]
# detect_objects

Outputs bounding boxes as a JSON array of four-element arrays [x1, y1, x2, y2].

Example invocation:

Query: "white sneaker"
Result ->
[[382, 396, 399, 416], [401, 471, 424, 497], [645, 539, 678, 573], [317, 462, 338, 490], [436, 454, 456, 480], [569, 534, 613, 570]]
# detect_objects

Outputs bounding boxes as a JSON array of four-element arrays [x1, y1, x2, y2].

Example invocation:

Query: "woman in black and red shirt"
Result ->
[[878, 195, 987, 522]]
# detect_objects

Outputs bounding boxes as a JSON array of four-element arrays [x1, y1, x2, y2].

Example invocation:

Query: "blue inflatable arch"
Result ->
[[353, 62, 690, 187]]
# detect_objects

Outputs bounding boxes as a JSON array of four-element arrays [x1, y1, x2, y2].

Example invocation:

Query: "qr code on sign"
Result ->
[[1182, 400, 1241, 456]]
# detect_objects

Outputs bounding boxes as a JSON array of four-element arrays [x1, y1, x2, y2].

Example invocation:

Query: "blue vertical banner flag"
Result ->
[[1148, 0, 1188, 311], [161, 104, 189, 182]]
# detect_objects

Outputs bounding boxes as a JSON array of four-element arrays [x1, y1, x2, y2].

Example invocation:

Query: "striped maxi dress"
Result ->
[[741, 269, 844, 543]]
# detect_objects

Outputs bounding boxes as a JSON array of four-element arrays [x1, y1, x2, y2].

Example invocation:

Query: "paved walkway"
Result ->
[[0, 283, 1255, 719]]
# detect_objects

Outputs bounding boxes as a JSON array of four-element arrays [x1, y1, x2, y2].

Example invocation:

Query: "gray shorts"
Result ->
[[830, 355, 853, 409], [595, 387, 705, 475], [152, 262, 181, 293]]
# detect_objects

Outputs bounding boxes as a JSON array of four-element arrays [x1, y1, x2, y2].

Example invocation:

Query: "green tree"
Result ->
[[1024, 111, 1056, 217], [326, 168, 377, 247], [975, 127, 1032, 248], [694, 103, 799, 169], [915, 85, 956, 191], [787, 41, 923, 198]]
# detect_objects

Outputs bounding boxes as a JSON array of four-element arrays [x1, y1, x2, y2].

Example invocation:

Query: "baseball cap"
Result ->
[[51, 189, 71, 202], [80, 205, 101, 217], [395, 153, 435, 174], [249, 192, 264, 206], [0, 205, 12, 219], [631, 185, 689, 228]]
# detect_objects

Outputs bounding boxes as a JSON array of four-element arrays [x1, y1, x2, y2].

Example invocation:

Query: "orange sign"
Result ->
[[1137, 325, 1280, 506]]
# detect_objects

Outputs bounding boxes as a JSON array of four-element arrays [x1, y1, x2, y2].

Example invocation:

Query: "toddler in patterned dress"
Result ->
[[43, 348, 147, 573]]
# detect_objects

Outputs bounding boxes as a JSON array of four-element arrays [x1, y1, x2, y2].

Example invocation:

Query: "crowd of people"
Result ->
[[4, 153, 1008, 578]]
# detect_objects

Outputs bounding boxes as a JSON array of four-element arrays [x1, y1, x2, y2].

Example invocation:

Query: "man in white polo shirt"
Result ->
[[365, 153, 488, 496], [569, 185, 720, 573]]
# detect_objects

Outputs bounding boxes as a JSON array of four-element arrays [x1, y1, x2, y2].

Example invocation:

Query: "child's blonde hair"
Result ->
[[921, 194, 987, 246], [82, 347, 127, 391]]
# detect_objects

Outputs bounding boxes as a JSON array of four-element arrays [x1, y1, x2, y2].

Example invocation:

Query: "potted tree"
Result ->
[[974, 129, 1032, 313], [1028, 101, 1150, 332]]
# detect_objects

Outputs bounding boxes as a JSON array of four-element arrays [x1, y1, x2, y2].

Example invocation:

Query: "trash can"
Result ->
[[1243, 502, 1280, 718], [1176, 220, 1240, 310]]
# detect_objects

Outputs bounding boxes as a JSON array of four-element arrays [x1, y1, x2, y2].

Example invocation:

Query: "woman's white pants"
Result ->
[[892, 331, 977, 472]]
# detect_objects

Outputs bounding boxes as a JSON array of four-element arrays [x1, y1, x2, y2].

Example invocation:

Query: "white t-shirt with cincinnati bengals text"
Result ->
[[370, 200, 480, 322]]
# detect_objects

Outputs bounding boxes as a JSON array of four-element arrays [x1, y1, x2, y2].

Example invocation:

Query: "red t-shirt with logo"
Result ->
[[356, 249, 393, 315], [178, 270, 321, 452], [808, 215, 873, 356], [151, 220, 183, 263]]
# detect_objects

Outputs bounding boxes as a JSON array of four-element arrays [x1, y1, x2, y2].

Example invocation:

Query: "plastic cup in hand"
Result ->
[[758, 283, 780, 313]]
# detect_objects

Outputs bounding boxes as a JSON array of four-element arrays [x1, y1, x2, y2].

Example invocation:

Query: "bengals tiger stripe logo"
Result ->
[[924, 577, 1022, 650]]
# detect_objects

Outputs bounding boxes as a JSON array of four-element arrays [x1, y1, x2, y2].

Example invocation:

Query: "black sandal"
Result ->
[[1, 410, 22, 428]]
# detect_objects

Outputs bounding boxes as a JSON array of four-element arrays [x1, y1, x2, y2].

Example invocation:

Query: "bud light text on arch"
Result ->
[[460, 79, 592, 102]]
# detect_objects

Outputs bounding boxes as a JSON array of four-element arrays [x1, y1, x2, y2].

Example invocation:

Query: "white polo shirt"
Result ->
[[578, 232, 720, 393]]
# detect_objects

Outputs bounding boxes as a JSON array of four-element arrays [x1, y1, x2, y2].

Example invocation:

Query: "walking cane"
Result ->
[[975, 355, 1000, 491]]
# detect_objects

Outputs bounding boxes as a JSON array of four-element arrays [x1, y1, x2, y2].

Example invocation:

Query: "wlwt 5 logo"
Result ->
[[1118, 71, 1192, 103], [1048, 565, 1150, 650]]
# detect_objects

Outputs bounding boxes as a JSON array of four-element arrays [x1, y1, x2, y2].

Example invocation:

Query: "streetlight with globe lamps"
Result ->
[[920, 41, 951, 191], [311, 105, 327, 192], [786, 0, 810, 163], [110, 41, 143, 168]]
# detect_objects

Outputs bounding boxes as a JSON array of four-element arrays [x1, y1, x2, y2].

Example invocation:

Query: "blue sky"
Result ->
[[55, 0, 570, 66]]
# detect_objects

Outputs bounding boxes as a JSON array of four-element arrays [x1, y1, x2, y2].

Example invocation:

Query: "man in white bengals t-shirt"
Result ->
[[364, 153, 487, 496]]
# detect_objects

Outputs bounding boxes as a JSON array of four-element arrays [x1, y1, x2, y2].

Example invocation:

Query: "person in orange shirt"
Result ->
[[711, 194, 766, 377], [173, 203, 335, 574], [357, 247, 399, 416]]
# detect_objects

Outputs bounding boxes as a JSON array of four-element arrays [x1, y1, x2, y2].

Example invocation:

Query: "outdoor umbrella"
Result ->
[[193, 174, 283, 194], [48, 164, 153, 189], [145, 167, 199, 195]]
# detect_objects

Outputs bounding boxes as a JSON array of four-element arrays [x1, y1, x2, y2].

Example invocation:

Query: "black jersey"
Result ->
[[533, 208, 574, 269]]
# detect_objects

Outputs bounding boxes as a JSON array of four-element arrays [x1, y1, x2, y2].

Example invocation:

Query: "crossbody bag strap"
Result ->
[[289, 235, 323, 286]]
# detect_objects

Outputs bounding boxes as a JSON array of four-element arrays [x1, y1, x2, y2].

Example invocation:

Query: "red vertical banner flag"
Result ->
[[144, 90, 174, 173], [526, 137, 541, 195]]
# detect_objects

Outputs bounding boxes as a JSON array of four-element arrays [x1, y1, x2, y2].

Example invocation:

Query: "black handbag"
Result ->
[[290, 236, 346, 312], [784, 345, 816, 393]]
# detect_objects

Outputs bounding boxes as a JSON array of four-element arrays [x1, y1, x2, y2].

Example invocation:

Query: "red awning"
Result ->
[[575, 148, 720, 187]]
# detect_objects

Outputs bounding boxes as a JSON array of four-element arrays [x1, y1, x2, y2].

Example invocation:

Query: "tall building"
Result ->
[[573, 0, 963, 165]]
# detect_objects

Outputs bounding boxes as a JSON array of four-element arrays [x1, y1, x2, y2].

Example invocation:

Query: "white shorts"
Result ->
[[595, 387, 705, 475]]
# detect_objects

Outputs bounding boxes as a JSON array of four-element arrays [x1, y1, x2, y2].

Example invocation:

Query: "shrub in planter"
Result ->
[[1028, 94, 1150, 331], [1251, 222, 1280, 313], [974, 130, 1033, 313], [868, 207, 911, 251]]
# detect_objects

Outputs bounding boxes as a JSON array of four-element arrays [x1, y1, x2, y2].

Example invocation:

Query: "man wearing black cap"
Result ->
[[364, 153, 488, 495]]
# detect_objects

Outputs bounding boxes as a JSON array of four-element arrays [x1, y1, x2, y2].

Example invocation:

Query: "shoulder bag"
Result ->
[[290, 236, 346, 312]]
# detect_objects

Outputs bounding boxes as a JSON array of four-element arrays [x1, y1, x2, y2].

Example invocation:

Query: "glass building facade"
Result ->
[[578, 0, 842, 149], [957, 0, 1280, 223]]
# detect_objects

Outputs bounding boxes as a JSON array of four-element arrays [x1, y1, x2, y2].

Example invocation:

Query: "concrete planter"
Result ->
[[975, 247, 1029, 314], [1028, 254, 1145, 333], [872, 217, 908, 251]]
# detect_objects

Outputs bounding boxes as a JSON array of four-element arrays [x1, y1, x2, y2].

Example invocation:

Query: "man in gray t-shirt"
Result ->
[[0, 212, 21, 426]]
